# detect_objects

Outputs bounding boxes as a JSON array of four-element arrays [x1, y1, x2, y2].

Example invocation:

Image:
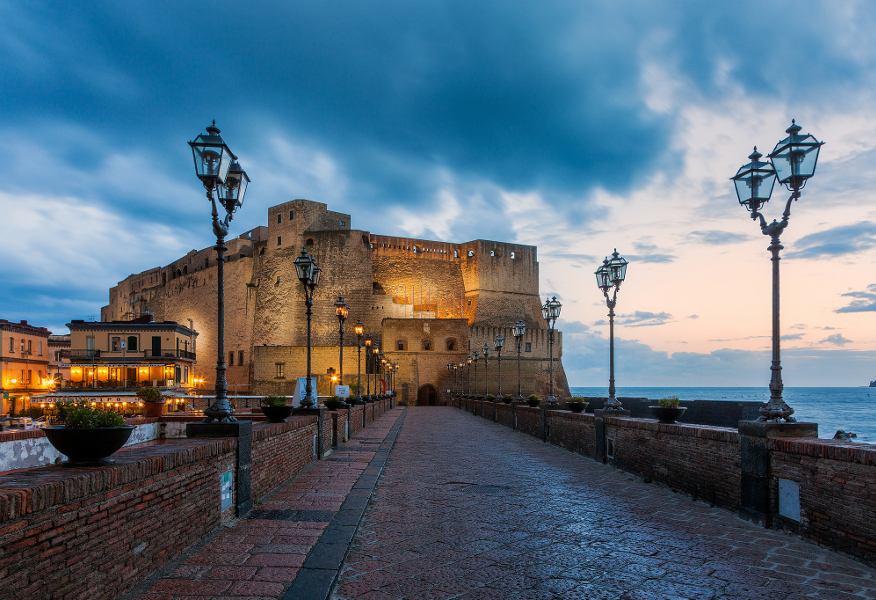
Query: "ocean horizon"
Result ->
[[569, 386, 876, 444]]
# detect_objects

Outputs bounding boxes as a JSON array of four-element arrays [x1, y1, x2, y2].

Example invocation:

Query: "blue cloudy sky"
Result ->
[[3, 1, 876, 386]]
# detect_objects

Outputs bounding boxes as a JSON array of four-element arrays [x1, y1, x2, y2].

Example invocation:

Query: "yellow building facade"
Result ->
[[0, 319, 53, 414]]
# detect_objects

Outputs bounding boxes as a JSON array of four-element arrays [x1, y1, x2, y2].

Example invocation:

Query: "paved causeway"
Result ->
[[332, 407, 876, 600]]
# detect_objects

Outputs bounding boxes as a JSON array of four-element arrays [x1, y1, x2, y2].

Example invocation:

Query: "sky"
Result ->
[[2, 1, 876, 387]]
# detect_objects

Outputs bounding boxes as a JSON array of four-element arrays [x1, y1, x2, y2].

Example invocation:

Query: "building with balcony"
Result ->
[[62, 316, 198, 391], [0, 319, 53, 415]]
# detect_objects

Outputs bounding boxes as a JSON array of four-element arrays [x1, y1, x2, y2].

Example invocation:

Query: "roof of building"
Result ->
[[0, 319, 51, 336]]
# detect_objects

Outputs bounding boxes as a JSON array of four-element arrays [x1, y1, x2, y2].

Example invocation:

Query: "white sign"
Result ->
[[335, 385, 350, 398], [220, 470, 232, 511], [293, 377, 317, 407]]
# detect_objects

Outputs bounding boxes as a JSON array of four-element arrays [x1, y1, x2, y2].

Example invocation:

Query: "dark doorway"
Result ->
[[417, 384, 438, 406]]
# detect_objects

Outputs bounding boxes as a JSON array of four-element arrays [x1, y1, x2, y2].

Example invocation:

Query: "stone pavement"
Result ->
[[332, 407, 876, 600], [136, 408, 405, 600]]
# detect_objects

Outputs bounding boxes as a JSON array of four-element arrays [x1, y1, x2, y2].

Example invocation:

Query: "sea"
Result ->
[[569, 387, 876, 444]]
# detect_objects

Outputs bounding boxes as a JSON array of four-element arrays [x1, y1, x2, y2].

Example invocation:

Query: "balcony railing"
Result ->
[[144, 349, 196, 360], [61, 349, 195, 361], [60, 349, 100, 359]]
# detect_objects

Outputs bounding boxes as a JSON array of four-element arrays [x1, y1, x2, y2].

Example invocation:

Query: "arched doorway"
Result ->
[[417, 384, 438, 406]]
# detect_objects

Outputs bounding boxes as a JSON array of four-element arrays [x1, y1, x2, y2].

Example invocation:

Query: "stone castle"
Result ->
[[101, 199, 569, 404]]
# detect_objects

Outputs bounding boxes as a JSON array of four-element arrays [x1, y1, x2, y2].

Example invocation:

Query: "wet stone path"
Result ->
[[332, 407, 876, 600]]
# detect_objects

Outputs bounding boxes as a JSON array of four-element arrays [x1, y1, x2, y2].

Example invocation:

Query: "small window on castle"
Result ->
[[238, 350, 244, 365], [467, 250, 474, 257], [276, 363, 285, 378], [446, 339, 456, 351], [306, 238, 314, 246], [422, 340, 432, 351], [490, 250, 495, 257], [290, 210, 294, 220], [183, 265, 188, 274], [525, 342, 532, 352], [277, 236, 282, 246], [259, 247, 265, 255], [510, 252, 516, 259], [397, 341, 406, 351], [454, 250, 458, 257], [229, 351, 235, 366], [340, 221, 345, 226], [370, 243, 374, 249], [277, 213, 282, 224]]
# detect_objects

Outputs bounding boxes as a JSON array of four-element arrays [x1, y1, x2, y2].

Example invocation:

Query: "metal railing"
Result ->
[[60, 349, 101, 359]]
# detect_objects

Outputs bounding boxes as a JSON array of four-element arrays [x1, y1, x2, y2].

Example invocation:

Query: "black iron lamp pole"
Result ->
[[364, 334, 372, 395], [372, 346, 380, 397], [494, 334, 504, 397], [541, 296, 562, 406], [466, 355, 472, 395], [732, 120, 824, 422], [595, 250, 628, 411], [189, 122, 249, 423], [354, 320, 363, 403], [512, 320, 526, 401], [294, 249, 322, 408], [482, 343, 490, 397], [334, 296, 348, 390], [472, 351, 479, 395]]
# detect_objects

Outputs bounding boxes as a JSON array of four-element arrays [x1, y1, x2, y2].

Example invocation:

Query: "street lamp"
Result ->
[[354, 319, 364, 403], [472, 351, 479, 396], [372, 346, 380, 398], [294, 248, 322, 408], [542, 296, 562, 405], [511, 320, 526, 401], [334, 296, 348, 390], [466, 355, 473, 395], [732, 120, 824, 422], [482, 343, 490, 397], [494, 333, 504, 397], [364, 333, 372, 396], [447, 363, 454, 400], [189, 122, 249, 422], [595, 250, 628, 411]]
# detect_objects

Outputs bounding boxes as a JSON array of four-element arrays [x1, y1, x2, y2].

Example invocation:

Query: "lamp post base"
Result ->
[[545, 395, 560, 406], [603, 396, 625, 412]]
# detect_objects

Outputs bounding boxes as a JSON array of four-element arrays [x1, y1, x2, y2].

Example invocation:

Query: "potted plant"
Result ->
[[486, 394, 496, 403], [650, 397, 686, 423], [566, 397, 588, 413], [137, 386, 166, 418], [260, 395, 293, 422], [502, 394, 514, 404], [526, 394, 541, 407], [44, 402, 133, 466], [323, 396, 342, 411]]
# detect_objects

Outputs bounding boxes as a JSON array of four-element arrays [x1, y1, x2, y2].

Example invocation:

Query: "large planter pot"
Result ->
[[44, 425, 135, 466], [323, 399, 342, 411], [650, 406, 686, 424], [260, 405, 293, 423], [527, 399, 541, 407], [503, 397, 512, 404], [567, 402, 587, 413], [143, 402, 165, 418]]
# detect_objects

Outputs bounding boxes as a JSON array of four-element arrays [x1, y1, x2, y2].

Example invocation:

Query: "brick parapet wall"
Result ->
[[549, 411, 597, 458], [770, 438, 876, 563], [251, 417, 318, 501], [515, 406, 541, 438], [349, 405, 364, 436], [496, 402, 513, 428], [331, 411, 348, 446]]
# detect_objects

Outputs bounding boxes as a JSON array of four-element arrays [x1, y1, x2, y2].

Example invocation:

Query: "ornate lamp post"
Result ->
[[595, 250, 628, 411], [334, 296, 348, 391], [542, 296, 562, 405], [294, 249, 322, 408], [354, 320, 364, 403], [512, 320, 526, 401], [372, 346, 380, 397], [472, 351, 479, 396], [494, 333, 504, 397], [482, 343, 490, 397], [364, 334, 372, 395], [466, 355, 473, 395], [447, 363, 455, 400], [380, 356, 388, 394], [732, 121, 824, 422], [189, 122, 249, 423]]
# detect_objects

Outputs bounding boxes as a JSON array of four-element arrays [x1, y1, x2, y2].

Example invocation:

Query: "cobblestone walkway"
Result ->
[[137, 409, 403, 600], [332, 407, 876, 600]]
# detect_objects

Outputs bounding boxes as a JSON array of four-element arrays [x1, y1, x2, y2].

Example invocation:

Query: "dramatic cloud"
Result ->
[[781, 333, 804, 341], [836, 284, 876, 313], [821, 333, 853, 346], [594, 311, 673, 328], [787, 222, 876, 259]]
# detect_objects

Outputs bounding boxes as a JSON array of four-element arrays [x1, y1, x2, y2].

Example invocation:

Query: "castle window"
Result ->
[[229, 351, 234, 366], [276, 363, 285, 378], [397, 340, 406, 351], [467, 250, 474, 257], [290, 210, 294, 220], [422, 340, 432, 351], [510, 252, 515, 259], [259, 247, 265, 255], [340, 221, 345, 226], [306, 238, 314, 246], [277, 236, 282, 246], [238, 350, 244, 365], [446, 339, 456, 351], [525, 342, 532, 352], [277, 213, 282, 224], [183, 265, 188, 274]]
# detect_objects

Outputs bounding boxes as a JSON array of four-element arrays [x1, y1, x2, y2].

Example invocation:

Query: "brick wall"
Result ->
[[515, 406, 541, 439], [549, 412, 598, 458], [330, 410, 348, 446], [349, 405, 365, 436], [496, 402, 513, 428], [251, 417, 319, 502], [771, 438, 876, 563]]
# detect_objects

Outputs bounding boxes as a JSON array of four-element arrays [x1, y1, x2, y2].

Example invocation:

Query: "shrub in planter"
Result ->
[[527, 394, 541, 407], [45, 403, 133, 466], [324, 396, 342, 411], [137, 387, 166, 417], [502, 394, 514, 404], [566, 397, 588, 413], [486, 394, 496, 402], [650, 396, 686, 423], [260, 395, 293, 422]]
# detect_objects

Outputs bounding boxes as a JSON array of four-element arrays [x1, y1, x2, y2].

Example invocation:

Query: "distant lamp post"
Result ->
[[364, 334, 372, 395], [732, 120, 824, 422], [541, 296, 562, 405], [482, 343, 490, 397], [494, 333, 504, 397], [595, 250, 628, 411], [294, 248, 322, 408], [354, 320, 364, 403], [511, 320, 526, 401], [447, 363, 455, 399], [334, 296, 348, 389], [189, 122, 249, 423], [466, 355, 473, 395], [472, 351, 479, 396], [372, 346, 380, 396]]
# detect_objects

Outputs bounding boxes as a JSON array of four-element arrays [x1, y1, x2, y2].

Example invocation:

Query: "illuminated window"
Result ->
[[111, 337, 120, 352], [276, 363, 285, 378]]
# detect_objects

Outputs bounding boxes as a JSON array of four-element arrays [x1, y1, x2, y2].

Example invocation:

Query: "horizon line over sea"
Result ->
[[569, 386, 876, 444]]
